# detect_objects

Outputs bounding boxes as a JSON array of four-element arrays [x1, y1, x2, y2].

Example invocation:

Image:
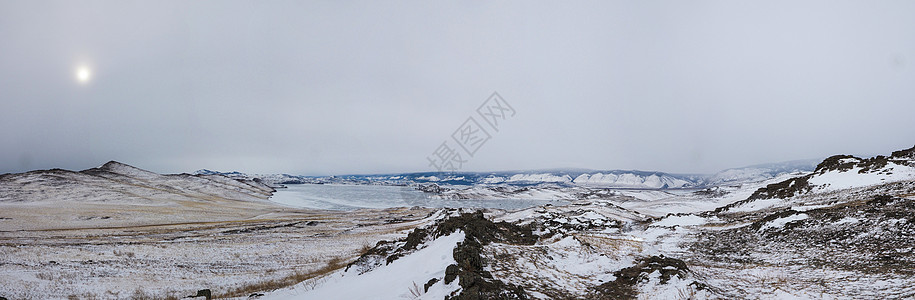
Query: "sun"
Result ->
[[76, 66, 91, 83]]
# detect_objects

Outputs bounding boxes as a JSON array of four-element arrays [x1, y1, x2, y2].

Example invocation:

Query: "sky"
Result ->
[[1, 1, 914, 176]]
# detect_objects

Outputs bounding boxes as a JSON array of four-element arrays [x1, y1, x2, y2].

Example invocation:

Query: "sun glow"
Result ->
[[76, 66, 91, 83]]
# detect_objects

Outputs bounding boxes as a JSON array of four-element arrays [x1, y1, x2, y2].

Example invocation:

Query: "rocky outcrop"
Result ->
[[720, 145, 915, 211], [346, 211, 535, 299], [591, 255, 697, 300], [439, 211, 534, 300]]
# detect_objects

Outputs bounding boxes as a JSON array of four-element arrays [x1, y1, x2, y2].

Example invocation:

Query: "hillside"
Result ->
[[0, 161, 283, 230], [0, 162, 438, 299], [263, 145, 915, 299], [719, 145, 915, 214]]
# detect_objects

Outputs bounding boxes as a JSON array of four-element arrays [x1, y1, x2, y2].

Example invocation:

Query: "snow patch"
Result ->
[[652, 215, 708, 227], [264, 231, 465, 300], [834, 217, 860, 225], [760, 214, 809, 231], [808, 162, 915, 192], [730, 198, 784, 212]]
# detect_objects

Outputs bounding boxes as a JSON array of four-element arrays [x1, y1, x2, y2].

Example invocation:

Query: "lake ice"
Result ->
[[269, 184, 568, 211]]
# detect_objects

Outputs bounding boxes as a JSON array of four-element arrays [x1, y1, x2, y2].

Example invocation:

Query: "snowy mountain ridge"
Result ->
[[700, 159, 820, 186], [197, 160, 818, 190]]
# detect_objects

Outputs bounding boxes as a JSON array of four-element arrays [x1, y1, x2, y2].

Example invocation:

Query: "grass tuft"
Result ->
[[214, 256, 349, 298]]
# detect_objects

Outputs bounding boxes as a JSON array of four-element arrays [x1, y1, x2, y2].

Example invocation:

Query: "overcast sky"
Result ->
[[1, 1, 914, 175]]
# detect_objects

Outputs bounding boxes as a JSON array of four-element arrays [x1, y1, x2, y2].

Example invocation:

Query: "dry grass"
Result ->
[[0, 204, 434, 299], [687, 262, 831, 297], [113, 249, 135, 258], [408, 281, 423, 298], [358, 242, 374, 256], [574, 234, 643, 257], [35, 271, 79, 284], [674, 285, 698, 300], [129, 288, 155, 300], [214, 256, 350, 298]]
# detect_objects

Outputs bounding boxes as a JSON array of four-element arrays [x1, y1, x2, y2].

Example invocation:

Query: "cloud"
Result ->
[[2, 1, 914, 175]]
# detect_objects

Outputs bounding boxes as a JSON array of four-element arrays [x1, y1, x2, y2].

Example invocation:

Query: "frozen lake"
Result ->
[[269, 184, 568, 211]]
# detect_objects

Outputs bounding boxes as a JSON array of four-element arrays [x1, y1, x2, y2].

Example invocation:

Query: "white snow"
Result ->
[[807, 162, 915, 192], [507, 173, 573, 183], [760, 213, 809, 231], [618, 190, 677, 201], [416, 176, 441, 181], [572, 173, 690, 188], [482, 176, 506, 184], [263, 231, 465, 300], [651, 215, 708, 227], [578, 211, 605, 220], [834, 217, 860, 225], [791, 204, 832, 211], [729, 198, 783, 213]]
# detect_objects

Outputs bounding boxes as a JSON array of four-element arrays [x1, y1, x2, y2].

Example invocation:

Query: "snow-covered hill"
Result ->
[[194, 169, 313, 187], [1, 161, 276, 204], [718, 145, 915, 213], [0, 161, 281, 230], [701, 159, 819, 186], [572, 172, 693, 188], [0, 163, 435, 300]]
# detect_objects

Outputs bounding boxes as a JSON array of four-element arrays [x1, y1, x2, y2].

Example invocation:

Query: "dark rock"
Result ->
[[891, 145, 915, 159], [591, 255, 691, 300], [424, 278, 440, 292], [438, 212, 532, 300], [385, 227, 430, 264], [345, 239, 397, 274], [191, 289, 211, 300], [417, 183, 444, 193], [432, 210, 537, 245], [444, 264, 460, 284], [816, 155, 860, 172], [401, 228, 430, 252], [747, 175, 812, 202], [347, 211, 534, 299]]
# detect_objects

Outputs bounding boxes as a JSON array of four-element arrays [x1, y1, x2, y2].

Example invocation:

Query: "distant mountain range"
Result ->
[[698, 159, 822, 187], [195, 159, 821, 189]]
